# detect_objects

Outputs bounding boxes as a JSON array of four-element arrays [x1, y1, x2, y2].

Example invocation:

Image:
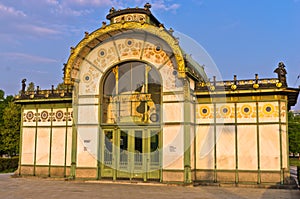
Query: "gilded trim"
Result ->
[[64, 21, 185, 85]]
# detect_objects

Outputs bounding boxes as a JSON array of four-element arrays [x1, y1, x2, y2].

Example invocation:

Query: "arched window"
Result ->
[[102, 61, 161, 125]]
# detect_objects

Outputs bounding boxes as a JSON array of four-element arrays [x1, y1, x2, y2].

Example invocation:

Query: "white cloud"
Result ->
[[0, 52, 59, 63], [16, 24, 61, 36], [64, 0, 112, 6], [0, 3, 26, 17], [152, 2, 180, 11]]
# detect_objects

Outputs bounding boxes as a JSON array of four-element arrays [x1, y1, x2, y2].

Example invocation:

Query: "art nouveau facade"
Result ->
[[16, 5, 299, 185]]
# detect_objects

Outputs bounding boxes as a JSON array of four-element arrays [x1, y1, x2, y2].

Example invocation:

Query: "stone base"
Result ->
[[162, 170, 184, 183], [75, 168, 97, 179]]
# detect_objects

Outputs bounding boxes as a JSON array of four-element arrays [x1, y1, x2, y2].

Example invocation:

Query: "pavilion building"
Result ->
[[15, 4, 299, 185]]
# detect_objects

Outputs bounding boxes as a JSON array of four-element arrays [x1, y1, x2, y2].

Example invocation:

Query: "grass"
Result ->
[[289, 158, 300, 167]]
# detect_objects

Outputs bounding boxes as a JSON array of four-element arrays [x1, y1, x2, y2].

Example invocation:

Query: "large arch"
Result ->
[[63, 21, 186, 85]]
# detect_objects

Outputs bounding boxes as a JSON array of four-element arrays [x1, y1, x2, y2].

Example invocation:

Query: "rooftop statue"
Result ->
[[274, 62, 287, 86]]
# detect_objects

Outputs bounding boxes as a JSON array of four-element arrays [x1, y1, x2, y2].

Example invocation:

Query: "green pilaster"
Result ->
[[285, 100, 290, 171], [213, 102, 217, 182], [143, 128, 149, 182], [183, 80, 191, 184], [234, 103, 238, 183], [64, 107, 69, 177], [48, 107, 53, 177], [97, 127, 101, 180], [33, 107, 38, 176], [278, 100, 283, 184], [113, 128, 118, 181], [256, 102, 261, 184], [70, 86, 78, 179], [18, 106, 24, 175], [70, 118, 77, 179]]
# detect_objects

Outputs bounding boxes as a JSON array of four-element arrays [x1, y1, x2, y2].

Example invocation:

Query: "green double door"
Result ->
[[100, 128, 161, 181]]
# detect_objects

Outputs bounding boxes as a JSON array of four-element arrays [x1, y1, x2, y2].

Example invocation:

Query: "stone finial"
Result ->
[[109, 7, 115, 14], [169, 28, 174, 35], [213, 76, 216, 86], [144, 3, 152, 10], [102, 21, 107, 28], [70, 47, 75, 54], [274, 61, 287, 85], [84, 31, 89, 39], [21, 79, 26, 93]]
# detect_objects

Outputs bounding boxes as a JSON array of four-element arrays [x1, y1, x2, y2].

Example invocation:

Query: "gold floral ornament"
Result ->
[[231, 84, 237, 90], [276, 82, 282, 88]]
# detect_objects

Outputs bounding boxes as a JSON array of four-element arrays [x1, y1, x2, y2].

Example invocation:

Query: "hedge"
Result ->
[[0, 157, 19, 173]]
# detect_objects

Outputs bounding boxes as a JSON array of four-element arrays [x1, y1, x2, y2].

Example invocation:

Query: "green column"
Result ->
[[70, 86, 78, 179], [234, 103, 238, 183], [278, 100, 283, 184], [33, 107, 38, 176], [183, 80, 191, 184], [18, 106, 25, 176], [256, 102, 261, 184]]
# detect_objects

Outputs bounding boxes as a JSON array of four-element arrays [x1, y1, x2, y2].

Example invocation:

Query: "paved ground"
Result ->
[[0, 173, 299, 199]]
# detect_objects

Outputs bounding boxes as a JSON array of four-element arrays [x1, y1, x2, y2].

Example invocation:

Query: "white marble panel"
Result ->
[[51, 128, 66, 166], [163, 93, 184, 102], [237, 125, 258, 170], [21, 128, 35, 164], [196, 125, 214, 169], [281, 125, 288, 169], [77, 105, 98, 125], [76, 126, 98, 167], [216, 126, 235, 169], [162, 125, 184, 169], [36, 128, 50, 165], [66, 127, 73, 166], [259, 125, 280, 171], [78, 97, 99, 105], [162, 102, 184, 123]]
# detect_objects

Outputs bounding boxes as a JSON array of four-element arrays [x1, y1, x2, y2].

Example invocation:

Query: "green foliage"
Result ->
[[0, 90, 21, 156], [56, 82, 69, 90], [0, 157, 19, 173], [288, 112, 300, 154], [0, 101, 21, 156], [27, 82, 35, 92], [289, 158, 300, 166]]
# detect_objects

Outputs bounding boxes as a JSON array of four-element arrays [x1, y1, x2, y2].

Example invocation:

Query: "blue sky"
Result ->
[[0, 0, 299, 109]]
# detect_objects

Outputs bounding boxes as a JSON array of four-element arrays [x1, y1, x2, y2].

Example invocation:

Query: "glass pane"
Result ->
[[120, 131, 128, 168], [104, 131, 113, 152], [134, 131, 143, 153], [120, 131, 128, 151], [150, 132, 159, 152], [104, 131, 113, 165], [102, 61, 161, 124]]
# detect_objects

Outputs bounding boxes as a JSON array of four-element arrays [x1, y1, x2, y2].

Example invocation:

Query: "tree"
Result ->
[[56, 82, 68, 90], [288, 112, 300, 157], [27, 82, 35, 92], [0, 90, 21, 156], [0, 101, 21, 156]]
